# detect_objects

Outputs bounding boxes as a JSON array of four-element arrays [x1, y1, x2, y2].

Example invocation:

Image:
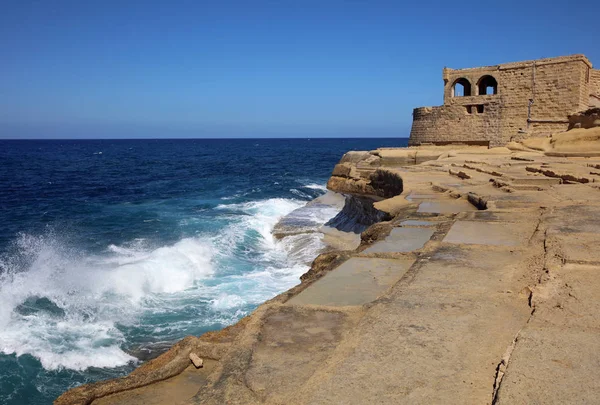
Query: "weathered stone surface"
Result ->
[[189, 353, 203, 368], [372, 148, 417, 165], [568, 107, 600, 129], [526, 164, 593, 183], [326, 176, 375, 196], [372, 194, 412, 216], [496, 262, 600, 404], [369, 169, 404, 198], [242, 307, 357, 404], [287, 257, 415, 306], [296, 246, 535, 405], [417, 199, 478, 214], [93, 362, 216, 405], [326, 166, 404, 201], [59, 145, 600, 405], [331, 163, 352, 177], [56, 336, 206, 405], [504, 174, 561, 186], [443, 220, 535, 247], [399, 219, 440, 227], [362, 227, 435, 254], [339, 151, 372, 164], [299, 250, 354, 283], [449, 168, 471, 179]]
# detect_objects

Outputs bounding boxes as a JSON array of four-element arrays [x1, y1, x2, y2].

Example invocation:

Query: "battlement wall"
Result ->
[[410, 102, 501, 146]]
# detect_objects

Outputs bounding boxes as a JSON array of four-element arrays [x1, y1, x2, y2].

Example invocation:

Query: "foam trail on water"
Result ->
[[209, 197, 331, 312], [303, 183, 328, 192], [215, 198, 306, 252], [290, 188, 312, 199]]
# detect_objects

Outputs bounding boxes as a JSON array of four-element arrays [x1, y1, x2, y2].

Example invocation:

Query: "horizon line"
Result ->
[[0, 136, 410, 141]]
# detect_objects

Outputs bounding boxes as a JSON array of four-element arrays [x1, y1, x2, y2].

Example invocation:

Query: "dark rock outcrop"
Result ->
[[568, 107, 600, 130], [325, 195, 391, 233]]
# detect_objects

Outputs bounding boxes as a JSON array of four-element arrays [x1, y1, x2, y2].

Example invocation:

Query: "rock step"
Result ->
[[526, 165, 595, 184], [491, 178, 547, 192], [462, 163, 504, 177]]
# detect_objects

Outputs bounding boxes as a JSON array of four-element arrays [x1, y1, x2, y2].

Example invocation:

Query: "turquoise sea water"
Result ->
[[0, 138, 408, 404]]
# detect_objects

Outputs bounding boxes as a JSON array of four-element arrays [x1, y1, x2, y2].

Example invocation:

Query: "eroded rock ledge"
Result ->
[[57, 131, 600, 404]]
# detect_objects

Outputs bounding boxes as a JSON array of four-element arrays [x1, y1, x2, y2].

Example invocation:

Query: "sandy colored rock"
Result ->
[[59, 145, 600, 405], [521, 136, 551, 151], [443, 220, 535, 246], [506, 141, 531, 151], [330, 163, 352, 177], [93, 362, 216, 405], [189, 353, 203, 368], [362, 227, 434, 253], [287, 257, 415, 306], [507, 127, 600, 157], [320, 226, 361, 251], [56, 336, 203, 405], [449, 168, 471, 179], [547, 126, 600, 154], [568, 107, 600, 130], [373, 194, 411, 216], [326, 176, 376, 196], [339, 151, 372, 164]]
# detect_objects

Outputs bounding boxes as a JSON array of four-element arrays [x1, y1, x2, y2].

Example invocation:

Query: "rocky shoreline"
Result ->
[[57, 125, 600, 405]]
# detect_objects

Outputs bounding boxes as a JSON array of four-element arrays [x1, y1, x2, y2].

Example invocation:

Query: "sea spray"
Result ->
[[0, 232, 215, 370], [0, 137, 407, 404], [0, 197, 334, 373]]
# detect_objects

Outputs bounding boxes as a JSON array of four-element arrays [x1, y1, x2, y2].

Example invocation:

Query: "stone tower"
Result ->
[[409, 54, 600, 147]]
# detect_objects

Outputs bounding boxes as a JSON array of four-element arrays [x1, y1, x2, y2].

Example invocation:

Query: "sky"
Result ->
[[1, 0, 599, 139]]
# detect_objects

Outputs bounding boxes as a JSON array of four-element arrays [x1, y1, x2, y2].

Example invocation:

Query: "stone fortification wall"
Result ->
[[410, 103, 501, 146], [590, 69, 600, 107], [410, 55, 594, 146]]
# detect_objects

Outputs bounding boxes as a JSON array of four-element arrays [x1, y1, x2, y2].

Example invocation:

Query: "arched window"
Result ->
[[477, 75, 498, 95], [451, 78, 471, 97]]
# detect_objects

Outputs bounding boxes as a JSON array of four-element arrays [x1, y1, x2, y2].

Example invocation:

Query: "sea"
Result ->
[[0, 137, 408, 404]]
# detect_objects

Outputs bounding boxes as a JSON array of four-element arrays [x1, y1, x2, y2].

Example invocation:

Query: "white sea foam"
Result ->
[[303, 183, 327, 192], [0, 233, 214, 370], [210, 294, 247, 310], [290, 188, 312, 199], [210, 197, 330, 299], [0, 196, 335, 372], [215, 198, 306, 252], [215, 197, 304, 215]]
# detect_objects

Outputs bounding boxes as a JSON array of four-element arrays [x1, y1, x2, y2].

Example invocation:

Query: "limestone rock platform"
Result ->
[[287, 257, 415, 306], [56, 145, 600, 405]]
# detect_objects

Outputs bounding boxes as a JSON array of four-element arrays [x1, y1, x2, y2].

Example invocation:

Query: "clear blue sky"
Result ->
[[1, 0, 598, 139]]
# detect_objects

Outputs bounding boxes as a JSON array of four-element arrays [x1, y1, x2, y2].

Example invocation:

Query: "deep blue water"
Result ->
[[0, 138, 408, 404]]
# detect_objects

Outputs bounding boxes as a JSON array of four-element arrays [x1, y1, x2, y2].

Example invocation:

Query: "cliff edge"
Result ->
[[57, 132, 600, 404]]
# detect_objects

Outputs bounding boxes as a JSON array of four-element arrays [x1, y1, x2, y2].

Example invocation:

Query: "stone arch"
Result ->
[[451, 78, 472, 97], [477, 75, 498, 95]]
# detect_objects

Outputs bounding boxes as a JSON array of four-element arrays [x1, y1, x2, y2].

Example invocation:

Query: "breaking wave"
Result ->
[[303, 183, 328, 192], [0, 197, 333, 372], [0, 233, 213, 370]]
